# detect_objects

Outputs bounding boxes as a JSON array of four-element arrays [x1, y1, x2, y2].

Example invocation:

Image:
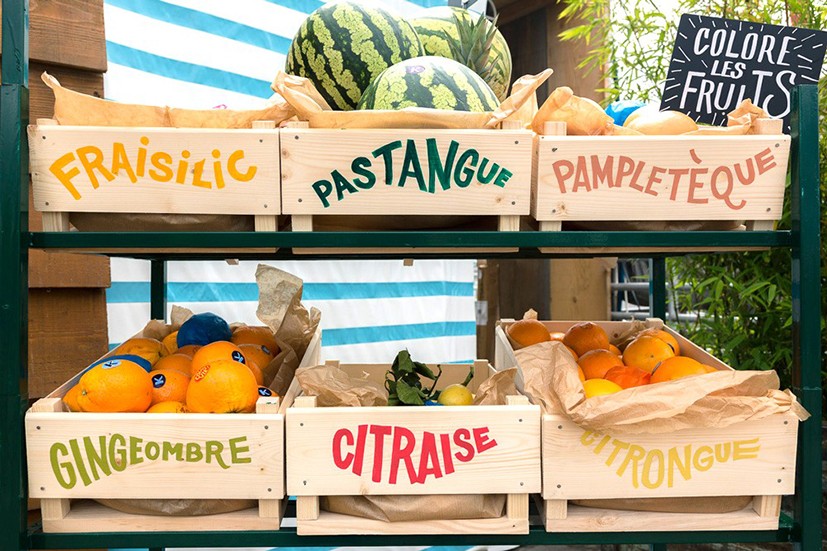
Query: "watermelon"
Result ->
[[411, 6, 512, 102], [285, 2, 423, 110], [357, 56, 499, 112]]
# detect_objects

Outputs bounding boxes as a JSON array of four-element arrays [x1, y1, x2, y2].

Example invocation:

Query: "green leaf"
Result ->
[[396, 379, 425, 406], [413, 361, 437, 379], [461, 365, 474, 387]]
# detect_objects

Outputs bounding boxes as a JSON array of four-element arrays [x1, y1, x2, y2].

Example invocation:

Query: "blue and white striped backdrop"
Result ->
[[103, 1, 483, 364]]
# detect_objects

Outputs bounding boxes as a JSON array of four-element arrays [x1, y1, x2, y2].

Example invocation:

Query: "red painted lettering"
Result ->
[[755, 147, 776, 175], [644, 166, 666, 197], [453, 428, 475, 462], [551, 160, 574, 193], [668, 168, 689, 201], [353, 424, 368, 475], [628, 160, 647, 192], [368, 425, 392, 483], [417, 431, 443, 483], [440, 432, 455, 475], [389, 426, 417, 484], [332, 428, 354, 470], [591, 155, 616, 188], [473, 427, 498, 453], [616, 156, 636, 187], [572, 156, 591, 192], [687, 168, 709, 204]]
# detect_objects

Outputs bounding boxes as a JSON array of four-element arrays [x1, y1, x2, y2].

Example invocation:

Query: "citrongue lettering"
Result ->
[[49, 434, 252, 489], [332, 424, 498, 484], [49, 137, 258, 200], [311, 138, 513, 208], [549, 148, 777, 211], [580, 430, 760, 489]]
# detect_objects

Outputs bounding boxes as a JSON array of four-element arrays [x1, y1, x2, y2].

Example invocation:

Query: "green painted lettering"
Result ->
[[109, 434, 127, 472], [453, 149, 479, 188], [476, 157, 501, 184], [145, 441, 160, 461], [351, 156, 375, 189], [398, 139, 426, 191], [426, 138, 459, 193], [186, 442, 204, 462], [493, 168, 513, 188], [68, 439, 93, 487], [372, 140, 402, 186], [312, 180, 333, 208], [229, 436, 252, 464], [83, 436, 111, 481], [332, 170, 358, 201], [50, 442, 76, 490], [206, 441, 231, 470], [162, 441, 184, 461], [129, 437, 144, 466]]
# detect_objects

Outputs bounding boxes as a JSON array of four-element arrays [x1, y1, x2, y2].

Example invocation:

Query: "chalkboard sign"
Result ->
[[661, 14, 826, 129]]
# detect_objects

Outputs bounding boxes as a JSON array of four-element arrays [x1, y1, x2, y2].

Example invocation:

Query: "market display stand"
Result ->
[[0, 3, 821, 550]]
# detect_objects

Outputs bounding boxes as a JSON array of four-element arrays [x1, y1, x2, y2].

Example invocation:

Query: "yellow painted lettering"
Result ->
[[227, 150, 257, 182], [668, 444, 692, 487], [175, 151, 191, 184], [616, 444, 645, 488], [733, 438, 760, 460], [191, 159, 212, 189], [76, 145, 114, 189], [110, 142, 137, 183], [136, 136, 149, 177], [714, 441, 732, 462], [580, 430, 597, 446], [211, 150, 225, 189], [48, 152, 82, 200], [605, 438, 629, 467], [642, 449, 665, 489], [593, 434, 611, 454], [693, 445, 714, 471], [149, 152, 174, 182]]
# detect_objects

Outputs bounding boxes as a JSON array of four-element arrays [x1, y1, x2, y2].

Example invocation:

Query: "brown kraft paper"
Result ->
[[572, 495, 753, 514], [321, 494, 506, 522]]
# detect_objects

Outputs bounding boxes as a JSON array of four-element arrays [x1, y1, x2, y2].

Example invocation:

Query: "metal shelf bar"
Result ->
[[28, 230, 793, 251], [789, 85, 822, 550]]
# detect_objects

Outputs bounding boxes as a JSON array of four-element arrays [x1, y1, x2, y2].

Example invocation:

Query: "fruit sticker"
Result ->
[[231, 350, 246, 364], [257, 387, 273, 397], [151, 373, 167, 388], [193, 365, 210, 382], [101, 360, 121, 369]]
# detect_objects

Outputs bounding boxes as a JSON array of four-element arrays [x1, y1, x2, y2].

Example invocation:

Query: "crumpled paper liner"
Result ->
[[95, 498, 255, 517], [321, 494, 506, 522], [69, 212, 255, 232], [295, 364, 388, 407], [533, 87, 778, 137], [516, 340, 809, 435], [572, 495, 752, 514], [272, 69, 552, 129], [42, 72, 293, 128], [472, 367, 518, 405]]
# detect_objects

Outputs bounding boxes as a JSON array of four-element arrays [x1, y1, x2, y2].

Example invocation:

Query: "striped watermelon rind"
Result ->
[[411, 6, 512, 102], [285, 2, 423, 111], [356, 56, 499, 112]]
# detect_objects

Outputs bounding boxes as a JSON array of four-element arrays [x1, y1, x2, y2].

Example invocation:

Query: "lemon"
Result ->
[[437, 384, 474, 406], [583, 378, 623, 398]]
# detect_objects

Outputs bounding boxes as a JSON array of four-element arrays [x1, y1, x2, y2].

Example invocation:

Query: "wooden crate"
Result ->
[[280, 123, 533, 252], [494, 319, 799, 532], [28, 120, 281, 232], [284, 360, 541, 535], [532, 120, 790, 234], [25, 328, 321, 533]]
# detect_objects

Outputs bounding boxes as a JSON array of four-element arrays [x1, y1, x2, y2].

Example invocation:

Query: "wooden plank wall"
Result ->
[[2, 0, 111, 399], [479, 0, 612, 362]]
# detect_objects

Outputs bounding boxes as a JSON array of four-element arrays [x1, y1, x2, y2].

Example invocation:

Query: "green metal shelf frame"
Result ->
[[1, 1, 822, 548]]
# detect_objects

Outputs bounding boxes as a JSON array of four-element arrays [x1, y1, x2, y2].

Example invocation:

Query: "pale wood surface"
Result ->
[[542, 413, 798, 500], [544, 503, 779, 532], [534, 135, 790, 222], [40, 498, 70, 521], [753, 494, 782, 517], [42, 212, 70, 232], [26, 412, 284, 499], [297, 496, 320, 521], [298, 510, 528, 535], [549, 259, 613, 320], [254, 215, 278, 231], [281, 129, 532, 216], [258, 499, 283, 519], [544, 499, 568, 520], [41, 500, 280, 533], [498, 215, 521, 231], [30, 125, 280, 215]]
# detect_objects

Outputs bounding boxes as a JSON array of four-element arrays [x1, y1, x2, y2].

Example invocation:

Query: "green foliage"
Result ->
[[559, 0, 827, 408], [385, 349, 443, 406]]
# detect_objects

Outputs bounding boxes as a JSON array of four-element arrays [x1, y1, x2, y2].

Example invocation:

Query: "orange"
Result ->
[[576, 366, 586, 382], [701, 364, 719, 373], [650, 356, 708, 384], [186, 359, 259, 413], [176, 344, 201, 358], [507, 319, 551, 348], [76, 357, 153, 413], [246, 360, 265, 386], [578, 349, 623, 380], [149, 368, 190, 405], [238, 344, 274, 373], [623, 335, 675, 372], [161, 331, 179, 356], [152, 353, 193, 376], [563, 322, 610, 356], [231, 326, 279, 356], [115, 337, 164, 366], [62, 384, 83, 412], [604, 365, 651, 389], [192, 341, 248, 373], [549, 331, 566, 341], [583, 378, 623, 398], [608, 344, 622, 356], [638, 328, 681, 355], [147, 400, 188, 413], [562, 344, 579, 361]]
